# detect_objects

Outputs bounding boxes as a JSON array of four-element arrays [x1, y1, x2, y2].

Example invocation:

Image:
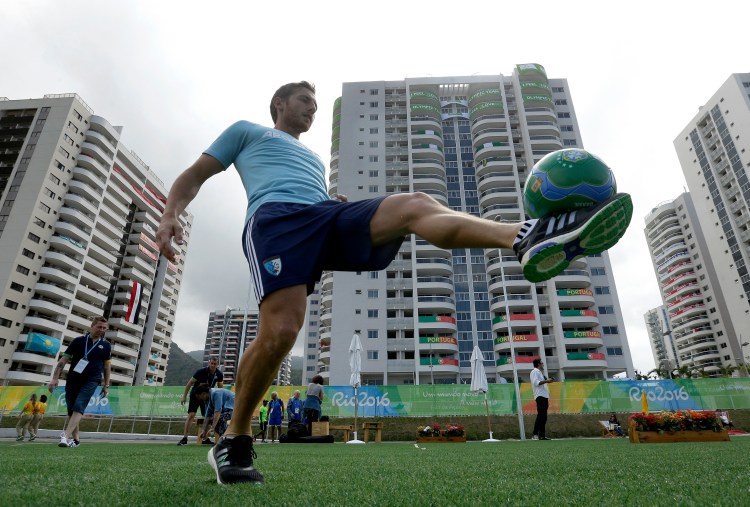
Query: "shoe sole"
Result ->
[[207, 446, 264, 486], [521, 194, 633, 283]]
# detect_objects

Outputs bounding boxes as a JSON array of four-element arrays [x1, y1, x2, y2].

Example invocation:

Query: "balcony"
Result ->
[[419, 356, 459, 373], [39, 265, 79, 286], [494, 355, 538, 373], [412, 173, 447, 192], [562, 330, 603, 346], [68, 179, 102, 203], [556, 288, 595, 306], [55, 220, 91, 244], [418, 335, 458, 352], [417, 315, 457, 333], [417, 295, 455, 313], [414, 256, 452, 276], [559, 309, 599, 325], [23, 314, 67, 334], [564, 352, 607, 369], [494, 334, 540, 352], [45, 249, 83, 271], [4, 369, 51, 385]]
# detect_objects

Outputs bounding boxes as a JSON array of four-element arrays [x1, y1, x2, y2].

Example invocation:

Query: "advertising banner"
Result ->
[[2, 379, 749, 418]]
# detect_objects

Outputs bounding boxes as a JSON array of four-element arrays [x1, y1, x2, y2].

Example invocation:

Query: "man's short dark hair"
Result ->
[[533, 358, 542, 368], [193, 385, 210, 397], [311, 374, 324, 385], [270, 81, 316, 122], [40, 395, 48, 403]]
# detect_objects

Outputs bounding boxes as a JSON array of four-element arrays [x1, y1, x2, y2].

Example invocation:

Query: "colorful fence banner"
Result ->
[[2, 380, 750, 418]]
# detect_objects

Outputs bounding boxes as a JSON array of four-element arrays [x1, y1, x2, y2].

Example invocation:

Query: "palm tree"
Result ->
[[718, 365, 738, 378], [648, 367, 671, 379], [634, 370, 650, 380], [674, 365, 695, 379]]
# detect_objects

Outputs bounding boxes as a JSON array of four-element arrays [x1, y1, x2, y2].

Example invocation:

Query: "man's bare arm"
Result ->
[[156, 154, 225, 262], [48, 356, 69, 392]]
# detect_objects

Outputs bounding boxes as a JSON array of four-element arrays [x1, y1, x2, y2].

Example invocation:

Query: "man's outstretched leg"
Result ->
[[208, 285, 307, 485], [370, 191, 632, 282]]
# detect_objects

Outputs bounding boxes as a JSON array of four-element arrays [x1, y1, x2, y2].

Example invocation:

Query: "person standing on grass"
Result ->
[[48, 316, 111, 448], [29, 394, 48, 441], [303, 375, 325, 437], [267, 392, 284, 443], [15, 393, 37, 441], [287, 390, 303, 426], [530, 358, 554, 440], [254, 399, 269, 442], [177, 357, 224, 446], [156, 81, 631, 484]]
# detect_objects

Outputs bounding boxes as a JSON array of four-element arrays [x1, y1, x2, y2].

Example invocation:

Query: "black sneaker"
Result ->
[[202, 438, 215, 446], [208, 435, 264, 485], [514, 193, 633, 282], [177, 436, 188, 446], [539, 437, 553, 441]]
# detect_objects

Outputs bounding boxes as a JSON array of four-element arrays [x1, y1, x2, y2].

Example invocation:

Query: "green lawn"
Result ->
[[2, 437, 748, 506]]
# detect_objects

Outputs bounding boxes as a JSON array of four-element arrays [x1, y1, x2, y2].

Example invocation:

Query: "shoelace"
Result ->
[[227, 439, 257, 467]]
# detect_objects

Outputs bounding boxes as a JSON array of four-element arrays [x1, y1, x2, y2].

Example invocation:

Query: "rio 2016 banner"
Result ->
[[1, 379, 749, 418]]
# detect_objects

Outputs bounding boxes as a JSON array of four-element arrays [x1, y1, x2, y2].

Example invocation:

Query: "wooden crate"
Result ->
[[415, 427, 466, 443], [629, 428, 730, 444], [311, 421, 329, 437]]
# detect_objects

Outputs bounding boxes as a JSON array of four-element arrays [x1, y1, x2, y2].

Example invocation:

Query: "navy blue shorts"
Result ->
[[242, 197, 403, 303], [65, 380, 99, 416]]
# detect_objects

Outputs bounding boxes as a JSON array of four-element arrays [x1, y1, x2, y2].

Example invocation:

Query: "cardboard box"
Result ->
[[311, 421, 329, 436]]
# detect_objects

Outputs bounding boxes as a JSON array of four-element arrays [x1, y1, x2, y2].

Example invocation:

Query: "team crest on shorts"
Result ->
[[263, 256, 282, 276]]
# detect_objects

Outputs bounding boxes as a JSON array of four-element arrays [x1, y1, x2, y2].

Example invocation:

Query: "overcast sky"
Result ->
[[3, 0, 748, 373]]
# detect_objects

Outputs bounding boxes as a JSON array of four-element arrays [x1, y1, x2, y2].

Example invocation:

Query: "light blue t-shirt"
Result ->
[[205, 388, 235, 420], [204, 120, 329, 222]]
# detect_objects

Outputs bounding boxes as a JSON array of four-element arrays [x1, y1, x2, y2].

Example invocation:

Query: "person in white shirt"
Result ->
[[530, 358, 555, 440]]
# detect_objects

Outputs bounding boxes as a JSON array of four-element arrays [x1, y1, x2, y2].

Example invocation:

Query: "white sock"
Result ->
[[512, 219, 538, 247]]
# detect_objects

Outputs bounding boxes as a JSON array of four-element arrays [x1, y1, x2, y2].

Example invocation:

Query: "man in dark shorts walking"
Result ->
[[48, 316, 111, 448], [177, 356, 224, 445], [156, 81, 632, 484]]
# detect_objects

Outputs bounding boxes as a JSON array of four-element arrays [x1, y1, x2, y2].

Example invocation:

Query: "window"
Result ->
[[370, 89, 379, 95], [602, 326, 619, 335], [561, 125, 574, 132], [63, 134, 74, 146], [307, 354, 316, 360], [369, 155, 379, 162], [43, 187, 56, 199], [38, 203, 50, 214], [563, 139, 577, 146], [367, 350, 379, 360], [368, 289, 379, 298], [368, 185, 379, 193], [67, 121, 79, 133], [554, 99, 568, 105], [370, 114, 378, 121], [594, 286, 610, 295], [369, 102, 379, 108], [368, 271, 379, 279], [10, 282, 24, 292], [606, 347, 623, 356], [557, 112, 571, 119], [591, 267, 606, 276], [598, 305, 615, 314], [0, 318, 12, 328], [367, 330, 379, 339], [21, 248, 34, 259], [55, 160, 65, 171], [369, 128, 378, 134], [369, 170, 379, 177], [27, 233, 40, 243], [4, 300, 18, 310], [48, 174, 60, 185], [552, 87, 565, 93], [58, 147, 70, 158], [306, 366, 315, 372], [369, 141, 378, 148], [73, 109, 83, 121], [367, 309, 379, 318], [16, 265, 30, 276]]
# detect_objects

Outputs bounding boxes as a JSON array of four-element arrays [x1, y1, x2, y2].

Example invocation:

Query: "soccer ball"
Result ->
[[522, 148, 616, 219]]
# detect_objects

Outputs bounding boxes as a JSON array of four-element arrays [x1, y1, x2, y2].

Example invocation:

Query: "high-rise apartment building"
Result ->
[[670, 73, 750, 371], [203, 308, 292, 386], [644, 193, 738, 375], [303, 64, 634, 385], [644, 305, 678, 374], [0, 94, 192, 386]]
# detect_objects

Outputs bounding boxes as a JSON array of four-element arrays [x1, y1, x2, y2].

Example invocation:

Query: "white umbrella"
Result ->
[[347, 333, 364, 444], [470, 345, 499, 442]]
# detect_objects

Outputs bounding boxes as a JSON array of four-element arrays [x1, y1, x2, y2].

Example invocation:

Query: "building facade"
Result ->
[[203, 308, 292, 386], [644, 305, 678, 374], [0, 94, 192, 386], [303, 65, 634, 385], [670, 73, 750, 372]]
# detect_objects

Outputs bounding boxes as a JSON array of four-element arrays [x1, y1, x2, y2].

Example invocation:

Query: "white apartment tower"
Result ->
[[203, 308, 292, 386], [643, 305, 678, 374], [671, 73, 750, 370], [304, 64, 634, 385], [0, 94, 192, 386]]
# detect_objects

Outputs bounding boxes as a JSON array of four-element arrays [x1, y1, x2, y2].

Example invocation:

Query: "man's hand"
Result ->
[[101, 385, 109, 398], [48, 380, 58, 393], [156, 215, 183, 263], [334, 194, 348, 202], [180, 396, 187, 406]]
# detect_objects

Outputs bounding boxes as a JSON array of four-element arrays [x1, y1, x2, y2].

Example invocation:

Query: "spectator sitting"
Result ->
[[716, 409, 734, 429], [608, 413, 625, 436]]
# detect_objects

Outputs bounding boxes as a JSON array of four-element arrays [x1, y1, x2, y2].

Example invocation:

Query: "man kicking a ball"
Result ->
[[156, 81, 632, 485]]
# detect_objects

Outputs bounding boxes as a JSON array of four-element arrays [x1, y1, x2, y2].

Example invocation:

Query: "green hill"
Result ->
[[164, 343, 201, 386]]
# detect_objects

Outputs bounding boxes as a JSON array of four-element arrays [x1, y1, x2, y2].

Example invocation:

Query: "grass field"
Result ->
[[2, 437, 748, 507]]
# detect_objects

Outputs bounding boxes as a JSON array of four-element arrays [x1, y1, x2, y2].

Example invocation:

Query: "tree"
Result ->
[[718, 365, 738, 378], [648, 367, 671, 379], [634, 370, 650, 380], [674, 365, 695, 379]]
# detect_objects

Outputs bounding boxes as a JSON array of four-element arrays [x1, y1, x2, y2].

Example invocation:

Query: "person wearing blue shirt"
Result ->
[[267, 392, 284, 443], [194, 385, 235, 440], [156, 81, 632, 485], [48, 317, 111, 448], [287, 390, 303, 426]]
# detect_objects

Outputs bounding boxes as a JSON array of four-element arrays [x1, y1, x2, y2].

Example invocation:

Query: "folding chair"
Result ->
[[600, 420, 617, 438]]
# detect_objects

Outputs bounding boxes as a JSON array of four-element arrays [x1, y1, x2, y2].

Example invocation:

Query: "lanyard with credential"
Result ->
[[84, 334, 102, 360]]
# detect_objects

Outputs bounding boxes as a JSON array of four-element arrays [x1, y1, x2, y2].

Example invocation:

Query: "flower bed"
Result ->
[[416, 424, 466, 443], [628, 410, 730, 444]]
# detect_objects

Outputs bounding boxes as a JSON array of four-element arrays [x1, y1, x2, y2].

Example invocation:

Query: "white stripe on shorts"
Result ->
[[244, 216, 264, 302]]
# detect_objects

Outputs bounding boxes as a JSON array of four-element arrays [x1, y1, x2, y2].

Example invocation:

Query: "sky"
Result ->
[[2, 0, 748, 374]]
